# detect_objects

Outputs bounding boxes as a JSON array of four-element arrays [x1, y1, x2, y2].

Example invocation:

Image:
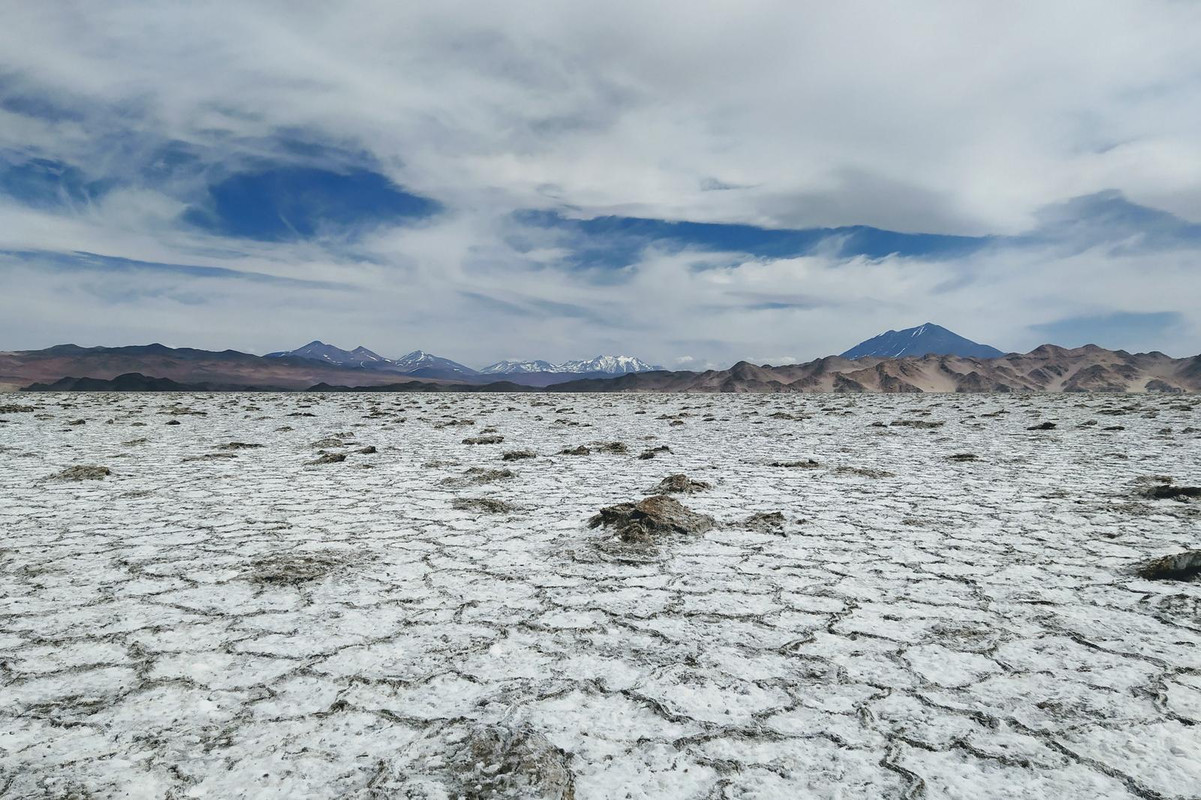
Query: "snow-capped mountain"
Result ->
[[840, 323, 1005, 360], [266, 343, 478, 378], [390, 350, 479, 378], [560, 355, 662, 374], [479, 359, 560, 375], [481, 355, 663, 375], [265, 341, 390, 368]]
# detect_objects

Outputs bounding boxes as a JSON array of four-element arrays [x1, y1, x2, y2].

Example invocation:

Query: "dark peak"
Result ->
[[840, 323, 1003, 360]]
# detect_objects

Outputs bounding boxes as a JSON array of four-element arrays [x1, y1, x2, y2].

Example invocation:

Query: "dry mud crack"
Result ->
[[1, 392, 1199, 799]]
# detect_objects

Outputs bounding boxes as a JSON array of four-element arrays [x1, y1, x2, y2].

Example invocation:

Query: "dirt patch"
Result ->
[[744, 511, 787, 534], [49, 465, 113, 481], [307, 452, 346, 465], [453, 724, 575, 800], [638, 445, 671, 460], [651, 474, 711, 494], [835, 466, 894, 479], [463, 435, 505, 445], [589, 495, 715, 544], [453, 498, 515, 514], [1141, 484, 1201, 501], [443, 468, 516, 487], [247, 552, 349, 585], [770, 459, 820, 468]]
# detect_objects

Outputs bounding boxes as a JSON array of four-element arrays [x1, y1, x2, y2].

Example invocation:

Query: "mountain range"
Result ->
[[3, 326, 1198, 393], [264, 342, 663, 384]]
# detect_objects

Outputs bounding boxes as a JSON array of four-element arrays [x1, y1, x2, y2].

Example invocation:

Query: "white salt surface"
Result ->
[[0, 392, 1199, 798]]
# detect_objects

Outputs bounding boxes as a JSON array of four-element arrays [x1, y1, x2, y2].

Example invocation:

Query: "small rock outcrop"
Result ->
[[651, 474, 711, 494], [49, 465, 113, 481], [637, 445, 671, 460], [307, 452, 346, 465], [453, 724, 575, 800], [463, 435, 505, 445], [1136, 551, 1201, 582], [589, 495, 714, 544], [1141, 484, 1201, 501], [453, 498, 514, 514], [744, 511, 786, 534]]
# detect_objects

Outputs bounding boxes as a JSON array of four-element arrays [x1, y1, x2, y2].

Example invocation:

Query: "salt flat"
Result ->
[[1, 392, 1199, 799]]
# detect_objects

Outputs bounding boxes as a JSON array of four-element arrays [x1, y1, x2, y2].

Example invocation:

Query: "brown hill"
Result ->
[[0, 344, 440, 391], [551, 345, 1199, 393]]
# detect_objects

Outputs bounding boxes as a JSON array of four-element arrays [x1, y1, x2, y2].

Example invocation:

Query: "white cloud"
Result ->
[[2, 1, 1201, 363]]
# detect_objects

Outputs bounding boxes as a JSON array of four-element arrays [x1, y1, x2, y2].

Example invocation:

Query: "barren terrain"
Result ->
[[1, 392, 1199, 798]]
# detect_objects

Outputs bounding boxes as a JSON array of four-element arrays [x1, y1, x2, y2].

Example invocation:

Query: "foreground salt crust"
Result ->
[[0, 392, 1199, 799]]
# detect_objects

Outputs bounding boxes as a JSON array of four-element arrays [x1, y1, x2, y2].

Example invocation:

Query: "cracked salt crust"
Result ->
[[0, 391, 1199, 799]]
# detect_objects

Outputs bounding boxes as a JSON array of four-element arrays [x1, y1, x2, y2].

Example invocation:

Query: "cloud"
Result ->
[[1, 1, 1200, 364]]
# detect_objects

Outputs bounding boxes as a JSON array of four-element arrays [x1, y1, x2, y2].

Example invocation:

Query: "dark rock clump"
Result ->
[[453, 724, 575, 800], [463, 435, 505, 445], [248, 552, 346, 585], [453, 498, 515, 514], [652, 474, 711, 494], [1141, 484, 1201, 501], [744, 511, 787, 534], [770, 459, 820, 468], [637, 445, 671, 460], [1136, 551, 1201, 582], [307, 452, 346, 465], [502, 450, 536, 461], [49, 465, 113, 481], [559, 445, 591, 456], [589, 495, 714, 544], [835, 466, 894, 479], [1027, 422, 1056, 430]]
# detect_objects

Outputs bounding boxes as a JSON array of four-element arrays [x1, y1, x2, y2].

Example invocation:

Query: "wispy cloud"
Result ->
[[1, 1, 1200, 364]]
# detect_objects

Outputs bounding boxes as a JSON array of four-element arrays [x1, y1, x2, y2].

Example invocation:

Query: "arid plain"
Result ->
[[1, 392, 1199, 799]]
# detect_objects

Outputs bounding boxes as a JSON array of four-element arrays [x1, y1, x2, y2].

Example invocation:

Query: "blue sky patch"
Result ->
[[0, 158, 116, 210], [182, 166, 440, 241], [516, 210, 994, 267], [1030, 311, 1183, 352]]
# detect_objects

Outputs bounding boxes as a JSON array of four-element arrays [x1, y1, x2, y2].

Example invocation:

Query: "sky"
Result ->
[[2, 1, 1201, 369]]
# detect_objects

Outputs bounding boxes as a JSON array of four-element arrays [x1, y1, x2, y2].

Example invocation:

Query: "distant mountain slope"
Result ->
[[479, 359, 559, 374], [841, 323, 1005, 359], [265, 342, 478, 380], [389, 350, 479, 379], [5, 342, 1198, 393], [0, 343, 442, 391], [265, 340, 390, 368], [481, 355, 662, 375], [550, 346, 1199, 393]]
